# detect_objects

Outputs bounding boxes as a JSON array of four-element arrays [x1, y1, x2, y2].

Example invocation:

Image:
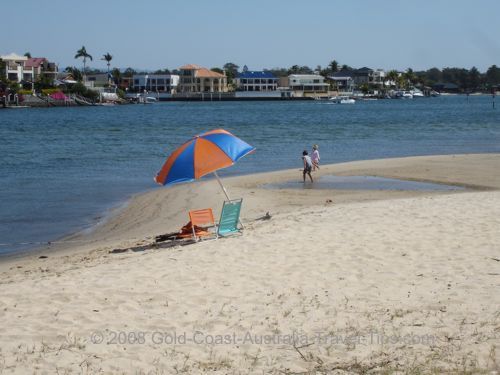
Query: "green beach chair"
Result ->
[[217, 199, 243, 237]]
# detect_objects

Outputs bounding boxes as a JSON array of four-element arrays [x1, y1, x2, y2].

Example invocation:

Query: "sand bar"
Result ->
[[0, 154, 499, 373]]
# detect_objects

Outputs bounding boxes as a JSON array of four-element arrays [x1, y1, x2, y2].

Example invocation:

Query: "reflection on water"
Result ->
[[265, 175, 465, 191]]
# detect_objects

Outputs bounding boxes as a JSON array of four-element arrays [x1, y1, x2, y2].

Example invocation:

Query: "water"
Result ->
[[1, 96, 499, 255], [265, 175, 466, 191]]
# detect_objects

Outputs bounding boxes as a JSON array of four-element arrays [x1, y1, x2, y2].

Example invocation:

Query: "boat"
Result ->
[[329, 96, 355, 104], [410, 88, 425, 98]]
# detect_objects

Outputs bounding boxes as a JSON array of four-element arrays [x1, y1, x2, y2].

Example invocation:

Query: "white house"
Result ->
[[288, 74, 329, 92], [1, 53, 28, 82], [132, 74, 180, 94], [1, 53, 57, 83]]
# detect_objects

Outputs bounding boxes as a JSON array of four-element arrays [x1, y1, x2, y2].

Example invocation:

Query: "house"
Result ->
[[24, 57, 58, 82], [178, 64, 228, 93], [85, 73, 112, 87], [1, 53, 28, 82], [330, 69, 355, 92], [0, 53, 57, 83], [235, 71, 278, 91], [132, 74, 179, 93], [330, 67, 385, 91], [288, 74, 329, 93]]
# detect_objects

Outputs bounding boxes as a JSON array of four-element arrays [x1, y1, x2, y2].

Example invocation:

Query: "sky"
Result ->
[[2, 0, 500, 73]]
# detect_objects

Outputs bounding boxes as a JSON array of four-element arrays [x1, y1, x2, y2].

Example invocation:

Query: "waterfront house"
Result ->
[[330, 67, 385, 91], [1, 53, 57, 84], [178, 64, 228, 93], [288, 74, 329, 93], [330, 69, 355, 92], [354, 67, 385, 86], [1, 53, 27, 82], [235, 71, 278, 92], [85, 73, 112, 87], [24, 58, 58, 82], [132, 74, 179, 94]]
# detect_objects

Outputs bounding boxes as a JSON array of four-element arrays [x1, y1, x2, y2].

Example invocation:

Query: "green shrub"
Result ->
[[41, 88, 60, 96]]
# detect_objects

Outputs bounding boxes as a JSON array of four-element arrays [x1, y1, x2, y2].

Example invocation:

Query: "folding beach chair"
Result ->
[[188, 208, 217, 241], [217, 199, 243, 237]]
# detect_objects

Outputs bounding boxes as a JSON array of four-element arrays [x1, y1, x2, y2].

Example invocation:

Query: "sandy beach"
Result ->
[[0, 154, 499, 373]]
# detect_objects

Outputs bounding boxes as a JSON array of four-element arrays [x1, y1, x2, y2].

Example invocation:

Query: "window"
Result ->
[[157, 79, 165, 84], [134, 79, 139, 85]]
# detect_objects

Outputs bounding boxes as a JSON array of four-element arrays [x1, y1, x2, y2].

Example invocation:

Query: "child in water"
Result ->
[[312, 144, 320, 171], [302, 150, 314, 182]]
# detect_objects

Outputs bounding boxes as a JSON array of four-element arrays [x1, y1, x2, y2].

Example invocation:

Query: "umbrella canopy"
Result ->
[[155, 129, 255, 186]]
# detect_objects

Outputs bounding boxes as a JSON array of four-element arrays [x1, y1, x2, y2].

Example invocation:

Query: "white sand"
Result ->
[[0, 154, 499, 373]]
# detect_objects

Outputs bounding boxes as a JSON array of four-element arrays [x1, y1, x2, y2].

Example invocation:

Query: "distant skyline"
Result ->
[[2, 0, 500, 73]]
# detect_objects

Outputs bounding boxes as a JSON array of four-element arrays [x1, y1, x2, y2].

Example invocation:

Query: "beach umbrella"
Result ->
[[154, 128, 255, 201]]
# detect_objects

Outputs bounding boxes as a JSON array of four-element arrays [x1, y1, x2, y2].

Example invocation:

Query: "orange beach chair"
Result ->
[[187, 208, 217, 241]]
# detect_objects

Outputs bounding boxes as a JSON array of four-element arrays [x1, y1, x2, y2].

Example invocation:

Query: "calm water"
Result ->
[[265, 175, 466, 191], [1, 96, 499, 255]]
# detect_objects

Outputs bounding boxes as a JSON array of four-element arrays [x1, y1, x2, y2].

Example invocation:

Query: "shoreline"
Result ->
[[2, 153, 498, 268], [0, 153, 499, 372]]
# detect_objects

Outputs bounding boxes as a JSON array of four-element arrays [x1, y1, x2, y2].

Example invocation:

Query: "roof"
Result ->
[[288, 74, 324, 79], [179, 64, 202, 70], [237, 71, 276, 79], [356, 67, 373, 73], [332, 69, 355, 78], [194, 68, 225, 78], [25, 58, 47, 68]]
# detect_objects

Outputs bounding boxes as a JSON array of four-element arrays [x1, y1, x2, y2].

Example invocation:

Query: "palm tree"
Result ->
[[329, 60, 339, 73], [386, 70, 399, 88], [101, 52, 113, 84], [74, 46, 93, 81], [403, 68, 416, 89]]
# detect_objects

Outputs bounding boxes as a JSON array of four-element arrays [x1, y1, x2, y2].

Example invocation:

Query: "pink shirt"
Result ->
[[312, 149, 320, 163]]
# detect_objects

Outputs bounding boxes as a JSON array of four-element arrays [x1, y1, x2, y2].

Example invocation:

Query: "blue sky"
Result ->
[[3, 0, 499, 72]]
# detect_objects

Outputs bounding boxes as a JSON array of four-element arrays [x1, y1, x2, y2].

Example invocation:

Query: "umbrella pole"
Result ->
[[213, 170, 244, 229], [213, 170, 231, 201]]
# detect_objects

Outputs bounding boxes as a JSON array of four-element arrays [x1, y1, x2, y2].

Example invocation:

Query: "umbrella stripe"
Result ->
[[155, 139, 194, 185], [165, 140, 197, 185], [201, 133, 255, 161], [194, 138, 234, 179]]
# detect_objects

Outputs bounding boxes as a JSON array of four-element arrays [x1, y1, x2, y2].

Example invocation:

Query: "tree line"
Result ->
[[2, 47, 500, 93]]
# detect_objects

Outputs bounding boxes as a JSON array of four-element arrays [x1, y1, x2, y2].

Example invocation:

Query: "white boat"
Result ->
[[410, 88, 425, 98], [329, 96, 355, 104]]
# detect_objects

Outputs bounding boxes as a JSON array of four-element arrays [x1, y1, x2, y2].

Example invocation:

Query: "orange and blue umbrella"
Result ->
[[154, 129, 255, 186]]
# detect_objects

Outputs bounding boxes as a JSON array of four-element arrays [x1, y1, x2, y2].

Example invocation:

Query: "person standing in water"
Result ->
[[302, 150, 314, 182], [311, 144, 320, 171]]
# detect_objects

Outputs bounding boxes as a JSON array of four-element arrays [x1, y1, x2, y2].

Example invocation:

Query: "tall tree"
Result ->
[[123, 67, 137, 78], [24, 52, 32, 58], [223, 62, 239, 83], [425, 67, 442, 84], [486, 65, 500, 86], [111, 68, 121, 85], [468, 67, 481, 90], [74, 46, 93, 81], [101, 52, 113, 83], [403, 68, 416, 87], [329, 60, 339, 73]]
